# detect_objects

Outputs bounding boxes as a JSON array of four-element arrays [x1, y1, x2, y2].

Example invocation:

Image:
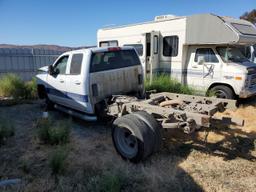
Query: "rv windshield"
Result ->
[[216, 46, 249, 63]]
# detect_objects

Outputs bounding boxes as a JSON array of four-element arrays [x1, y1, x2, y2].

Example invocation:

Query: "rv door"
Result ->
[[145, 31, 160, 81]]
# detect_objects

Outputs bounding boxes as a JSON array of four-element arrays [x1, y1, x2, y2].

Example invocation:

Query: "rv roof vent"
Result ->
[[154, 15, 178, 21]]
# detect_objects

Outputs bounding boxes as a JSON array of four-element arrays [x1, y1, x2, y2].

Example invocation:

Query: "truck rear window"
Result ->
[[90, 50, 141, 73]]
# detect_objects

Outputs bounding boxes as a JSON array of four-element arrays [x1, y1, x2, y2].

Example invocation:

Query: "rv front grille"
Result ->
[[250, 74, 256, 86]]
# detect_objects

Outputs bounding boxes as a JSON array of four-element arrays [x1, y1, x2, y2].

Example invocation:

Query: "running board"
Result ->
[[54, 104, 97, 121]]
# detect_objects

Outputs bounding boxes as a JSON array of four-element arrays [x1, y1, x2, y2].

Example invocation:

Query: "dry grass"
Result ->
[[0, 100, 255, 192]]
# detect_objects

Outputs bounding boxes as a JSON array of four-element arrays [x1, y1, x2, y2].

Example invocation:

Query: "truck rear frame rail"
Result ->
[[108, 92, 242, 134]]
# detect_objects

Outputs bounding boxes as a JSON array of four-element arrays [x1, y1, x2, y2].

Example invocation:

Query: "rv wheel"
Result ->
[[211, 85, 235, 99]]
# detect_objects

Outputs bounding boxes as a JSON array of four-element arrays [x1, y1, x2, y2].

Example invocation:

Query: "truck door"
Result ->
[[186, 46, 221, 91], [144, 31, 160, 80], [65, 53, 89, 112], [47, 55, 70, 106]]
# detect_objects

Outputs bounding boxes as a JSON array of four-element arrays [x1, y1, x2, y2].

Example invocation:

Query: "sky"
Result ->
[[0, 0, 255, 47]]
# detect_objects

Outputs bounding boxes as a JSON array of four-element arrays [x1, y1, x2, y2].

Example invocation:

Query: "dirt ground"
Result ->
[[0, 99, 255, 192]]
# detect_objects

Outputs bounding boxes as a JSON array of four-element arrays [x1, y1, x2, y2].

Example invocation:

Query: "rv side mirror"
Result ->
[[198, 56, 205, 65]]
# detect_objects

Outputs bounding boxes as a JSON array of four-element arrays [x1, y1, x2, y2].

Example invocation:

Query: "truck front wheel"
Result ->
[[112, 114, 155, 163], [210, 85, 235, 99]]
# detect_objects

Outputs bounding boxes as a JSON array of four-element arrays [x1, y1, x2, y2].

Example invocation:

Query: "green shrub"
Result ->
[[145, 74, 195, 95], [37, 118, 52, 143], [50, 146, 68, 175], [98, 173, 121, 192], [0, 118, 15, 144], [48, 120, 71, 145], [36, 118, 71, 145], [84, 168, 122, 192], [24, 77, 38, 99], [0, 74, 25, 99], [0, 74, 37, 100]]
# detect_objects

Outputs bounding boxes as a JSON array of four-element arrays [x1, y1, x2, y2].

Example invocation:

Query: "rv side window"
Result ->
[[70, 54, 83, 75], [231, 23, 256, 36], [90, 50, 140, 73], [195, 48, 219, 63], [99, 41, 118, 47], [123, 44, 143, 56], [163, 36, 179, 57]]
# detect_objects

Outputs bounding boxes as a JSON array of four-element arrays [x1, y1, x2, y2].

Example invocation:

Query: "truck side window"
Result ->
[[163, 36, 179, 57], [70, 54, 83, 75], [54, 55, 69, 74], [194, 48, 219, 63]]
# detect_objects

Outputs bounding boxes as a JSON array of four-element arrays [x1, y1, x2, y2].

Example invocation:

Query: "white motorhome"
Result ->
[[98, 14, 256, 99]]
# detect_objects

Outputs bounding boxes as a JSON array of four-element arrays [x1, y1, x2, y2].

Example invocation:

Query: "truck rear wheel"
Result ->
[[133, 111, 162, 152], [112, 114, 155, 163], [210, 85, 235, 99]]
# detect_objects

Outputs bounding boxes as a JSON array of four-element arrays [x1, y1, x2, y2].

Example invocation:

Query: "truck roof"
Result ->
[[62, 46, 135, 55]]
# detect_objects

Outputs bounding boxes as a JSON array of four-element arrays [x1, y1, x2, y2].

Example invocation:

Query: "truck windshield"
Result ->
[[216, 46, 249, 63], [90, 49, 141, 73]]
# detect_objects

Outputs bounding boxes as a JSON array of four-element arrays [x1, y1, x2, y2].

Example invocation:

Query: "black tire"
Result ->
[[95, 101, 109, 121], [112, 114, 155, 163], [133, 111, 162, 152], [37, 85, 47, 99], [45, 97, 54, 110], [210, 85, 235, 99]]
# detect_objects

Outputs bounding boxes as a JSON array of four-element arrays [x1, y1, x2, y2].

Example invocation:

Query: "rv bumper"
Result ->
[[239, 87, 256, 98]]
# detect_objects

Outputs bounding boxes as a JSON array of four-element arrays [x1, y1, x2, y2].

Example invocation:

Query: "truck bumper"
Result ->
[[239, 87, 256, 98]]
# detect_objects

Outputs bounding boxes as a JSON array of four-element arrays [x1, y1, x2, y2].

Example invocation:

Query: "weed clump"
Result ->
[[0, 74, 25, 99], [24, 77, 38, 99], [50, 146, 69, 175], [0, 74, 38, 100], [0, 118, 15, 145], [145, 74, 196, 95], [36, 118, 71, 145]]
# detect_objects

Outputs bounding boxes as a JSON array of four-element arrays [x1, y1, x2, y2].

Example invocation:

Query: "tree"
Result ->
[[240, 9, 256, 25]]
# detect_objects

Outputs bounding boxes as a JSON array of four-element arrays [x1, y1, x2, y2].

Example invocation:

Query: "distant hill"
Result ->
[[0, 44, 95, 52]]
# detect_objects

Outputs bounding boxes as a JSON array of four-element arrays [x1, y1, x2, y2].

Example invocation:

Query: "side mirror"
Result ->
[[198, 56, 205, 65], [55, 68, 60, 75], [48, 65, 54, 75]]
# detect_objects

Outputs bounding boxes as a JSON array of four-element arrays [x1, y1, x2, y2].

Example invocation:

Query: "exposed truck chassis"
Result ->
[[51, 92, 244, 163], [108, 92, 243, 134]]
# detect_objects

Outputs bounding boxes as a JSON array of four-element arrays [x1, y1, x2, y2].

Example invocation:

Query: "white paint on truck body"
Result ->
[[36, 47, 143, 115]]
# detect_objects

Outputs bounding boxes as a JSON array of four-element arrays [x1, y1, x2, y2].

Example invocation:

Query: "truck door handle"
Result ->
[[59, 79, 64, 83], [74, 81, 81, 85]]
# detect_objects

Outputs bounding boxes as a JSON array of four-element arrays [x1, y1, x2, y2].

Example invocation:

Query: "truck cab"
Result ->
[[36, 47, 143, 119]]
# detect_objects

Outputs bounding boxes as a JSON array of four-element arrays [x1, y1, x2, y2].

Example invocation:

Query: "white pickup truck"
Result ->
[[36, 47, 144, 121], [36, 46, 241, 162]]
